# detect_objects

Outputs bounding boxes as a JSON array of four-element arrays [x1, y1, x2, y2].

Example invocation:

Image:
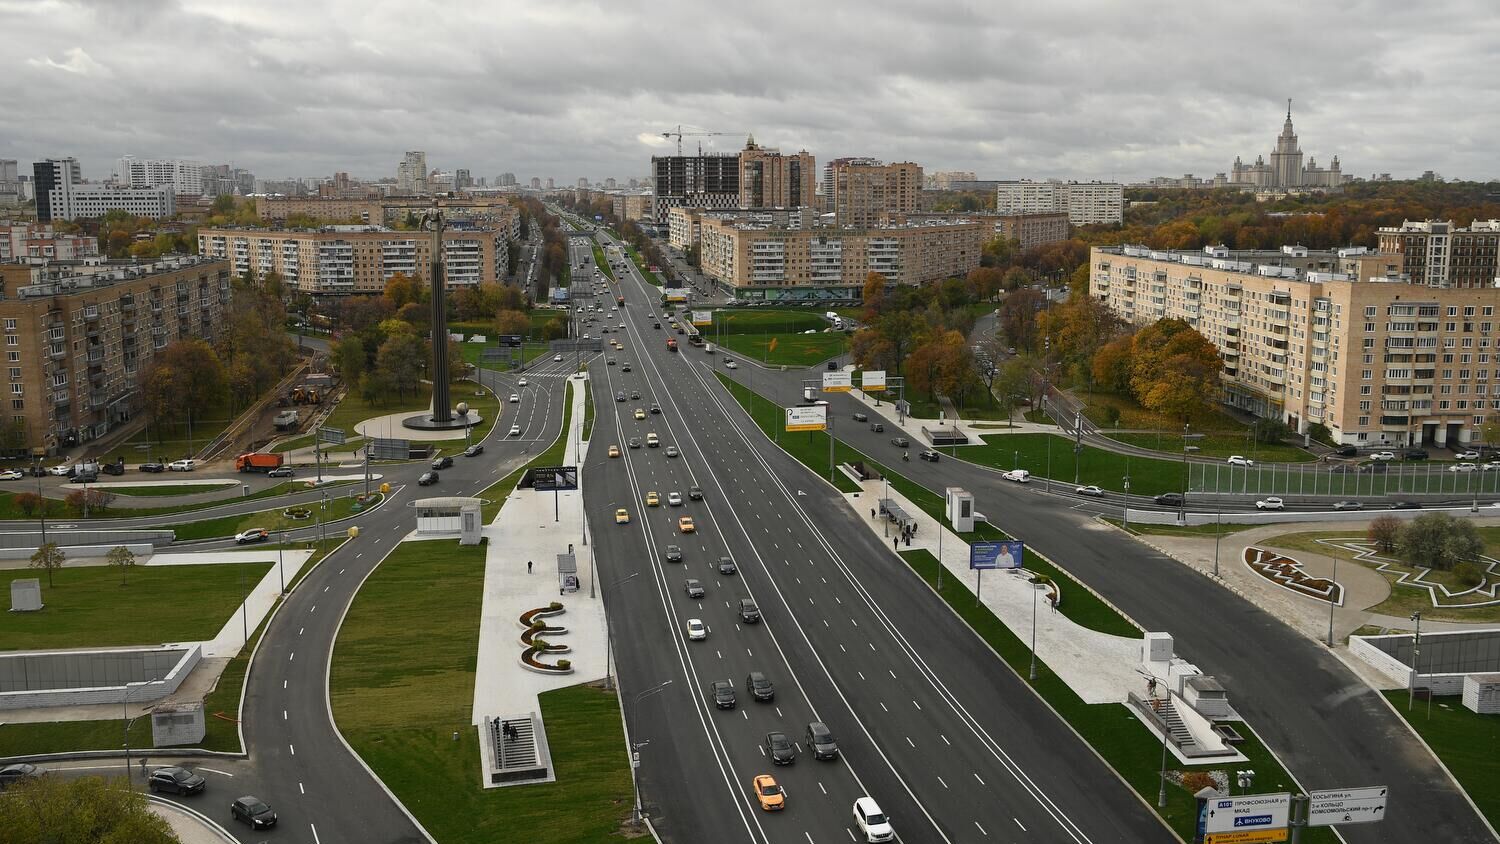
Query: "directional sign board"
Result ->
[[692, 310, 713, 326], [822, 370, 852, 392], [1307, 786, 1388, 827], [318, 426, 347, 445], [970, 540, 1022, 570], [785, 405, 827, 432], [1204, 793, 1290, 843], [862, 370, 886, 392]]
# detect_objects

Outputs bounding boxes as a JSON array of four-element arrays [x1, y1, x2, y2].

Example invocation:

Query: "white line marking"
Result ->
[[1015, 818, 1027, 831], [310, 823, 322, 844], [289, 744, 295, 756], [938, 776, 948, 789], [975, 821, 988, 836], [198, 767, 234, 777], [906, 736, 915, 748], [299, 782, 305, 795], [974, 773, 984, 785]]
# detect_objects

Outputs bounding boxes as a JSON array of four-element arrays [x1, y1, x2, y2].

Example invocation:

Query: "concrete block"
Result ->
[[10, 578, 42, 611], [1143, 631, 1173, 663], [151, 701, 206, 746]]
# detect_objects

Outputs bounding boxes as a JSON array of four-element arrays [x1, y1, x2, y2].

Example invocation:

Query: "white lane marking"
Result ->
[[974, 773, 985, 785], [298, 627, 304, 635], [283, 710, 287, 720], [311, 823, 322, 844], [288, 652, 294, 662], [299, 782, 305, 795], [858, 671, 865, 680], [839, 644, 846, 652], [289, 744, 296, 756], [1015, 818, 1027, 831], [889, 669, 897, 679], [975, 821, 988, 836], [819, 782, 828, 795], [938, 775, 948, 789], [942, 734, 950, 746], [906, 736, 915, 748], [310, 605, 316, 613], [914, 700, 922, 711], [198, 767, 235, 777], [338, 568, 344, 574], [283, 680, 287, 689]]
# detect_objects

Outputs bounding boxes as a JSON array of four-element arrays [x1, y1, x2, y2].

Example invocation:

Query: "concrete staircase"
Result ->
[[483, 713, 553, 786], [1150, 696, 1195, 748]]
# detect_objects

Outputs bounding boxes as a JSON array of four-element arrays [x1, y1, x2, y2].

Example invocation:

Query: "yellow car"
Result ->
[[753, 774, 785, 811], [608, 445, 620, 458], [634, 408, 646, 420], [615, 508, 630, 524], [645, 491, 660, 507], [678, 516, 696, 533]]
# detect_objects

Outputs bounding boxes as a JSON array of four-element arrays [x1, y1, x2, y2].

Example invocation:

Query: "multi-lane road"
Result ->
[[588, 235, 1173, 842]]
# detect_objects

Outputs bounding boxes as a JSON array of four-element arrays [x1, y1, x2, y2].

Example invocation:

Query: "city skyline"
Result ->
[[4, 1, 1496, 185]]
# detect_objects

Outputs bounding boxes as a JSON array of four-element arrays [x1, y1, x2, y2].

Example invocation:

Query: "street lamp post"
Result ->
[[626, 679, 673, 826], [278, 530, 286, 594], [122, 673, 161, 787], [1213, 508, 1223, 578], [1028, 579, 1046, 681], [1326, 545, 1340, 647], [603, 571, 641, 691], [1408, 611, 1423, 710]]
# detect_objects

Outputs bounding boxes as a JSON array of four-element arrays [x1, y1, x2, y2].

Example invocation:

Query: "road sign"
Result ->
[[1204, 793, 1290, 839], [785, 405, 827, 432], [318, 426, 347, 445], [1307, 786, 1388, 827], [1203, 831, 1288, 844], [692, 310, 713, 326], [822, 371, 852, 392], [862, 370, 886, 392], [498, 334, 523, 347], [970, 540, 1022, 570]]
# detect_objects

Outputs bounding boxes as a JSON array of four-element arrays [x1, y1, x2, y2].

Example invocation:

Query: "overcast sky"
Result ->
[[4, 0, 1497, 186]]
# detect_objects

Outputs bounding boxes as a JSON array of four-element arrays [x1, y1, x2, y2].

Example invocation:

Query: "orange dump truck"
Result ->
[[236, 452, 285, 473]]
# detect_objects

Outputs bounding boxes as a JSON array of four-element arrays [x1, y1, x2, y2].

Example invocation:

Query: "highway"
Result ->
[[588, 234, 1173, 843], [721, 344, 1497, 843]]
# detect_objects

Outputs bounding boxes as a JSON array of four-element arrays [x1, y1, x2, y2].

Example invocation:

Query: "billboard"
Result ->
[[692, 310, 713, 326], [497, 334, 523, 347], [970, 540, 1022, 570], [318, 426, 347, 445], [527, 466, 579, 491], [822, 371, 853, 392], [785, 405, 828, 432], [862, 370, 886, 392]]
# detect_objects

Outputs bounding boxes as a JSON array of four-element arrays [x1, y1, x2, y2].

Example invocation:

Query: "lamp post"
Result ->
[[1408, 611, 1423, 710], [1157, 679, 1170, 808], [1182, 428, 1204, 523], [626, 679, 673, 826], [34, 457, 46, 546], [1213, 508, 1223, 578], [1028, 578, 1047, 681], [278, 529, 286, 594], [1326, 545, 1340, 647], [122, 673, 161, 787], [603, 571, 641, 691]]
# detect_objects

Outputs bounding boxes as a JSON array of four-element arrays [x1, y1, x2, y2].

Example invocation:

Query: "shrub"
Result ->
[[1306, 422, 1335, 447], [14, 491, 43, 517], [1181, 771, 1218, 794], [1454, 561, 1485, 588], [1367, 515, 1402, 553], [557, 659, 571, 670], [547, 601, 562, 611]]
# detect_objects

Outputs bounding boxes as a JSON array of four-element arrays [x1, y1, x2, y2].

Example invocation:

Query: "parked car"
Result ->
[[418, 471, 439, 486], [1403, 449, 1430, 461], [46, 464, 72, 476], [167, 459, 196, 472], [1003, 469, 1031, 484], [1154, 492, 1184, 506], [684, 578, 705, 599], [1333, 445, 1359, 457], [711, 680, 736, 709], [764, 731, 796, 764], [230, 796, 277, 829], [0, 470, 23, 481], [235, 528, 270, 545], [1075, 485, 1105, 497], [1227, 455, 1254, 466], [1370, 451, 1396, 461], [148, 766, 206, 795], [1454, 450, 1481, 460], [432, 456, 454, 470], [806, 721, 839, 760], [1332, 500, 1364, 511], [267, 466, 295, 478], [0, 763, 43, 790], [918, 450, 940, 462], [1255, 497, 1286, 510], [1484, 462, 1500, 472], [1448, 462, 1478, 473]]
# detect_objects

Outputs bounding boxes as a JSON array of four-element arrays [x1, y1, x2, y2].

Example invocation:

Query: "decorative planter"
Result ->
[[518, 604, 566, 628], [520, 649, 574, 674], [282, 507, 313, 520], [519, 630, 572, 652]]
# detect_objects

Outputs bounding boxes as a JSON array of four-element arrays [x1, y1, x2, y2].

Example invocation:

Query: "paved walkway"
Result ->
[[470, 375, 605, 780], [149, 801, 236, 844], [355, 409, 485, 443], [841, 383, 1056, 447], [844, 474, 1143, 704]]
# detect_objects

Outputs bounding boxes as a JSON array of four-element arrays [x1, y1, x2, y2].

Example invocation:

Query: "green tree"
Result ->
[[999, 287, 1044, 352], [29, 542, 65, 588], [1367, 515, 1401, 553], [107, 545, 136, 586], [383, 273, 423, 308], [493, 309, 531, 339], [331, 335, 366, 385], [142, 339, 228, 437], [1129, 319, 1222, 424], [1, 774, 180, 843], [375, 332, 425, 400], [1397, 512, 1483, 571]]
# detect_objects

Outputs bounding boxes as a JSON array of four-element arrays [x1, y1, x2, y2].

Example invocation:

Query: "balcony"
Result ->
[[82, 307, 99, 322], [53, 391, 70, 407], [120, 297, 136, 312], [48, 346, 65, 360], [1380, 415, 1410, 427]]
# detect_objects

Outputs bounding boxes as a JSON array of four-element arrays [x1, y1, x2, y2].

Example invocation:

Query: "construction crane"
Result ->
[[661, 125, 737, 156]]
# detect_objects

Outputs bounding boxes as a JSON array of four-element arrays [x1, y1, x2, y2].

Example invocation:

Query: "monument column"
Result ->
[[426, 207, 452, 425]]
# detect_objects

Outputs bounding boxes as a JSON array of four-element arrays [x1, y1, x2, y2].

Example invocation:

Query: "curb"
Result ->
[[0, 747, 246, 765], [147, 794, 240, 843]]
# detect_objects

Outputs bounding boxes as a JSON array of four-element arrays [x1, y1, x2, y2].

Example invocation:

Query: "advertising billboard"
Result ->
[[970, 540, 1023, 570], [692, 310, 713, 326]]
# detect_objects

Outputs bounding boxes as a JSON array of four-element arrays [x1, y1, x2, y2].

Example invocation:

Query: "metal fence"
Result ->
[[0, 529, 176, 549], [1187, 461, 1499, 499]]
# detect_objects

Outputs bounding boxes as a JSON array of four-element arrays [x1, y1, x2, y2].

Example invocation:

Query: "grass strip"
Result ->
[[331, 540, 631, 843], [899, 549, 1334, 843], [1, 563, 269, 651], [582, 380, 594, 441], [591, 245, 614, 281], [0, 480, 353, 522], [164, 492, 383, 542], [105, 483, 238, 497], [1380, 690, 1500, 831], [712, 332, 846, 367]]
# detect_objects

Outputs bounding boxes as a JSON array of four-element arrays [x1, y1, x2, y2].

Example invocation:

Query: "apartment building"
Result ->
[[1376, 220, 1500, 289], [699, 218, 983, 300], [0, 256, 232, 454], [256, 196, 520, 239], [925, 171, 976, 190], [0, 224, 100, 261], [1091, 243, 1500, 447], [611, 192, 653, 223], [993, 212, 1070, 251], [114, 157, 204, 195], [34, 158, 175, 222], [737, 138, 816, 209], [830, 161, 922, 229], [667, 206, 814, 250], [996, 180, 1124, 226], [198, 225, 508, 295], [650, 153, 740, 224]]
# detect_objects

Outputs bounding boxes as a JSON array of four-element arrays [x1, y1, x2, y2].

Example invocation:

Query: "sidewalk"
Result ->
[[470, 375, 605, 778], [844, 473, 1142, 704], [843, 383, 1056, 446]]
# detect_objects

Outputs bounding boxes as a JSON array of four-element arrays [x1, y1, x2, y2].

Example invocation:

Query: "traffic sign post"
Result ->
[[1203, 792, 1291, 844], [1305, 786, 1387, 828]]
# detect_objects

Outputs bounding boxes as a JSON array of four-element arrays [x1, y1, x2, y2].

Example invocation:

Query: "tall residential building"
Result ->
[[925, 171, 976, 190], [33, 158, 173, 222], [545, 178, 555, 190], [455, 169, 473, 189], [1090, 243, 1500, 447], [737, 136, 816, 210], [198, 224, 510, 295], [650, 153, 740, 223], [993, 213, 1070, 251], [529, 177, 541, 189], [830, 161, 922, 229], [611, 193, 653, 223], [0, 223, 100, 261], [1229, 102, 1345, 190], [396, 151, 428, 194], [1375, 220, 1500, 290], [667, 207, 815, 250], [114, 156, 204, 195], [255, 196, 519, 241], [698, 217, 983, 299], [0, 160, 22, 207], [995, 180, 1123, 226], [820, 157, 879, 212], [0, 255, 232, 453], [995, 180, 1066, 216], [498, 173, 517, 187]]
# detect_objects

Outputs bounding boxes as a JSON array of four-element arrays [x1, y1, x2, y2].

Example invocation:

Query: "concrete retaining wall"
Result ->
[[1350, 635, 1413, 687], [0, 529, 175, 549], [0, 542, 155, 561], [0, 645, 200, 710], [1124, 504, 1492, 527]]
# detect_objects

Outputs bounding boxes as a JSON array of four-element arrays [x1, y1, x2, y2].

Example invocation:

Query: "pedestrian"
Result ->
[[871, 508, 876, 519], [894, 536, 899, 551], [527, 560, 533, 574], [905, 533, 912, 547]]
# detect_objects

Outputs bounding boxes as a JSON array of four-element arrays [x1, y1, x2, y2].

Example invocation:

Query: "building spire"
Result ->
[[1287, 98, 1292, 121]]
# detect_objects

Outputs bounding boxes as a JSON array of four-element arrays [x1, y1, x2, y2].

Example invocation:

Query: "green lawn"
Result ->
[[2, 562, 268, 650], [715, 374, 861, 493], [0, 480, 350, 522], [460, 342, 551, 371], [1079, 390, 1250, 433], [1107, 518, 1258, 538], [106, 483, 238, 497], [117, 406, 238, 460], [1105, 431, 1314, 463], [899, 548, 1335, 843], [968, 432, 1191, 496], [318, 379, 501, 456], [710, 308, 827, 335], [1381, 690, 1500, 831], [591, 245, 614, 282], [713, 331, 847, 367], [165, 492, 383, 542], [582, 380, 594, 441], [331, 540, 631, 843], [481, 379, 572, 522]]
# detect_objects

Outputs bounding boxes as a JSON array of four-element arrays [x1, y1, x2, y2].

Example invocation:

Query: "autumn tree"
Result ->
[[4, 774, 180, 843], [493, 309, 531, 339], [375, 332, 425, 400], [862, 272, 887, 319], [331, 335, 366, 385], [14, 491, 44, 517], [1091, 335, 1135, 394], [29, 542, 65, 587], [383, 273, 423, 309], [1039, 295, 1123, 381], [1367, 515, 1401, 553], [999, 287, 1045, 352], [65, 487, 114, 515], [142, 339, 228, 439], [107, 545, 136, 586], [965, 267, 1005, 302], [1129, 319, 1222, 424]]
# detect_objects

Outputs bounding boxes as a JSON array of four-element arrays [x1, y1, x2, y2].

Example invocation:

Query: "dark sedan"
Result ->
[[148, 766, 206, 795], [139, 462, 166, 473], [418, 471, 439, 486], [230, 795, 277, 829], [711, 680, 736, 709], [765, 731, 797, 765]]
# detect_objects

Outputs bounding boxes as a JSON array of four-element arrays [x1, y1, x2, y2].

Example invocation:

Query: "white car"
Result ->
[[46, 464, 72, 476], [0, 469, 23, 481], [1255, 497, 1286, 510], [667, 491, 683, 506], [1370, 451, 1396, 461], [509, 393, 520, 403], [509, 425, 522, 436], [1003, 469, 1031, 484], [553, 354, 564, 362], [685, 618, 707, 641], [168, 459, 196, 472], [1454, 450, 1481, 460], [726, 361, 738, 369], [518, 378, 528, 387], [853, 797, 895, 843], [1075, 485, 1104, 497], [1227, 455, 1254, 467], [1447, 462, 1478, 473], [1484, 462, 1500, 472]]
